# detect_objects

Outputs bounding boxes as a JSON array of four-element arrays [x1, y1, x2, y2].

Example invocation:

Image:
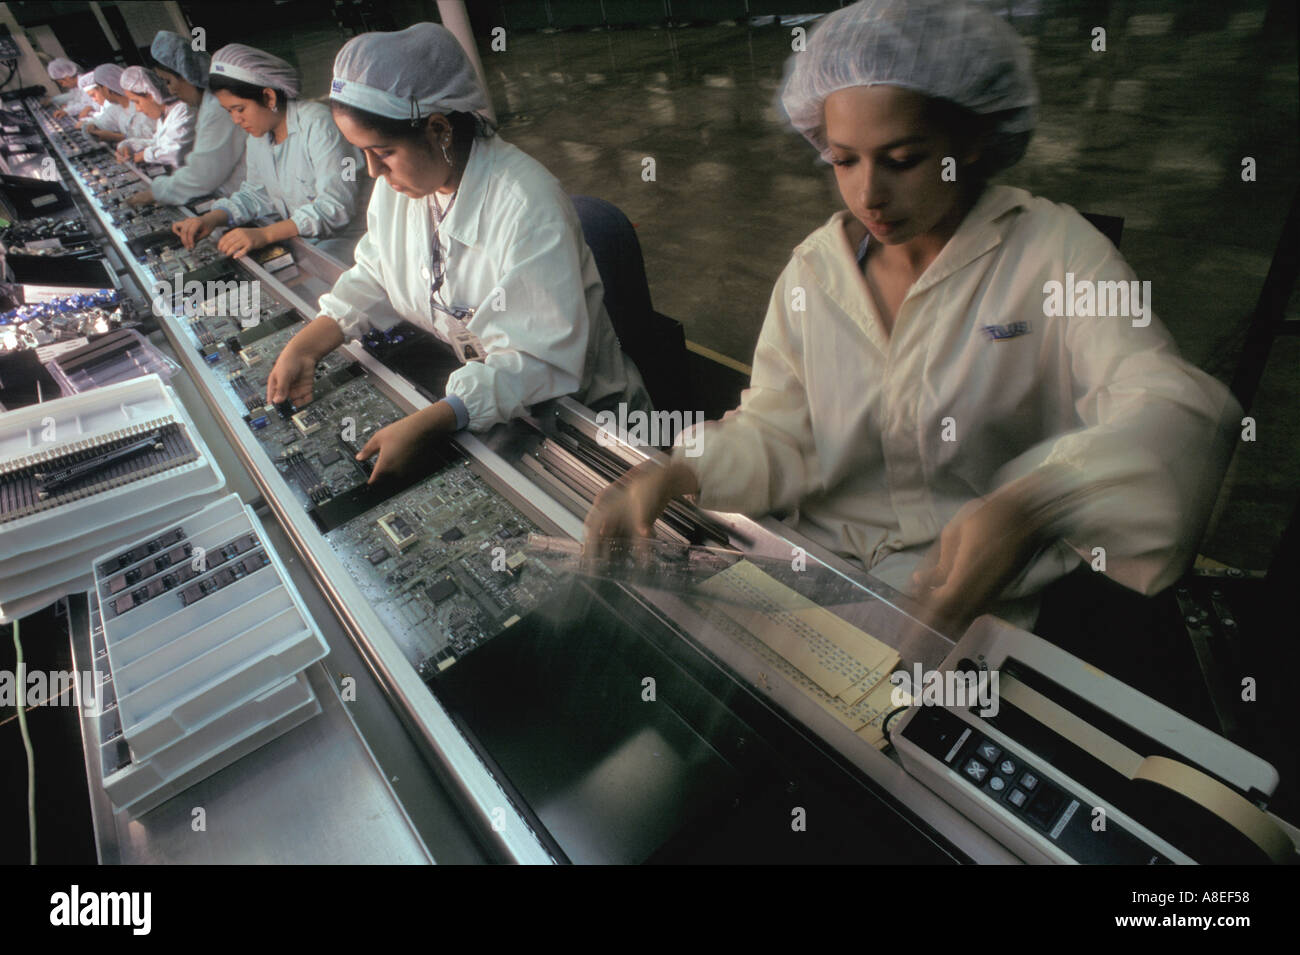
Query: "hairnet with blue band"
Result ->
[[210, 44, 301, 99], [48, 58, 80, 80], [779, 0, 1038, 173], [151, 30, 210, 88], [120, 66, 174, 105], [330, 22, 492, 125]]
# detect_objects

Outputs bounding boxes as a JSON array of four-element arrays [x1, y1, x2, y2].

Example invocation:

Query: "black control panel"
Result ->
[[901, 706, 1171, 864]]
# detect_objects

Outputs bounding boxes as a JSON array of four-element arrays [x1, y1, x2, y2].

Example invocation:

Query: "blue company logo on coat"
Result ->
[[981, 320, 1032, 342]]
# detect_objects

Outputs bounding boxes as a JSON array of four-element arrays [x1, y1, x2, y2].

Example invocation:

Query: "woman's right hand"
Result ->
[[171, 215, 215, 250], [584, 459, 699, 547], [265, 344, 318, 407]]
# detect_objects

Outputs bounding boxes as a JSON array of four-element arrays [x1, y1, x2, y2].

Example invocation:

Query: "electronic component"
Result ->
[[378, 511, 417, 550], [89, 494, 326, 817], [2, 422, 195, 521], [292, 408, 322, 434]]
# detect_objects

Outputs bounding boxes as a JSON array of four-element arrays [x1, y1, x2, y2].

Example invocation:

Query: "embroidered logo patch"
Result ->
[[982, 320, 1031, 342], [331, 79, 345, 94]]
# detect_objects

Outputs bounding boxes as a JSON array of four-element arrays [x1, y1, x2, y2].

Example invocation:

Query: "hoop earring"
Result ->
[[440, 137, 452, 168]]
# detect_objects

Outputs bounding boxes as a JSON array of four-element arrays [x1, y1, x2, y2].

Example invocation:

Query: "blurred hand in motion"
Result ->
[[584, 458, 699, 554], [909, 490, 1047, 637], [126, 190, 154, 207]]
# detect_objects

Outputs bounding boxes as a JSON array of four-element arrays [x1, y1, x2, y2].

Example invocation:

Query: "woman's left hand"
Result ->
[[217, 227, 269, 259], [910, 490, 1045, 635], [355, 412, 444, 484]]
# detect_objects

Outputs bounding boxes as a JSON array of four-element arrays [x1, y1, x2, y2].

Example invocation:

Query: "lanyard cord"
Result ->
[[429, 189, 460, 315]]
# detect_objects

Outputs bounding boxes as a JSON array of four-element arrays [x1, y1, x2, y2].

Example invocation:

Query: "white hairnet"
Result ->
[[211, 44, 301, 100], [120, 65, 174, 105], [780, 0, 1037, 172], [77, 72, 96, 91], [330, 22, 491, 124], [92, 64, 124, 96], [48, 58, 80, 80], [152, 30, 209, 88]]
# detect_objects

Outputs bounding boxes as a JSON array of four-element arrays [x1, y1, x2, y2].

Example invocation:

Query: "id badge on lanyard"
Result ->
[[446, 310, 485, 363], [429, 200, 486, 364]]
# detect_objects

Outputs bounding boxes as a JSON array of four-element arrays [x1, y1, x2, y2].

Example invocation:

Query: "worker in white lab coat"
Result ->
[[47, 58, 94, 119], [126, 31, 247, 207], [263, 23, 649, 482], [77, 64, 156, 145], [587, 0, 1241, 635], [116, 66, 195, 169], [170, 43, 366, 262]]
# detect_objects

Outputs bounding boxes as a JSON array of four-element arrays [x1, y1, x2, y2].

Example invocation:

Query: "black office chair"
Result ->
[[1081, 211, 1125, 249], [570, 195, 691, 415]]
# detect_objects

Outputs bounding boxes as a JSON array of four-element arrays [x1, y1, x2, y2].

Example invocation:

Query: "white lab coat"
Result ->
[[53, 86, 94, 117], [673, 185, 1240, 625], [212, 100, 365, 244], [150, 92, 247, 204], [122, 100, 194, 168], [316, 134, 649, 432], [85, 102, 154, 140], [124, 103, 156, 141]]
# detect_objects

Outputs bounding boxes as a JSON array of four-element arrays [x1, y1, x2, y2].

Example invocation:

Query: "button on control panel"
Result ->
[[899, 706, 1173, 863]]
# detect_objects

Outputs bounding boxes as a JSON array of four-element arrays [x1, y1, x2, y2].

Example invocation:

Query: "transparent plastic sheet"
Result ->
[[45, 328, 178, 394], [523, 534, 935, 745], [525, 533, 892, 613]]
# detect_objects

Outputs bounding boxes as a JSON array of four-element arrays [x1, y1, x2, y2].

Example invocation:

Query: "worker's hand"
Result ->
[[355, 412, 443, 485], [584, 458, 699, 551], [171, 215, 213, 249], [132, 150, 145, 163], [52, 107, 66, 119], [86, 125, 110, 141], [126, 190, 154, 207], [909, 491, 1046, 637], [217, 226, 268, 259], [265, 343, 316, 407], [114, 142, 131, 161]]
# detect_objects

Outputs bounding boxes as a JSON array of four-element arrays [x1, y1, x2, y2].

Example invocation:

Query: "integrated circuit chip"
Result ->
[[427, 577, 457, 603], [368, 548, 390, 565], [378, 511, 417, 549], [440, 526, 464, 542]]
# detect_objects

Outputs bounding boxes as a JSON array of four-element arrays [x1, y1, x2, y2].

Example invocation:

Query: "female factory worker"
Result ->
[[47, 58, 94, 119], [126, 31, 246, 207], [170, 44, 366, 261], [77, 65, 155, 144], [587, 0, 1240, 634], [263, 23, 648, 481], [114, 67, 195, 168]]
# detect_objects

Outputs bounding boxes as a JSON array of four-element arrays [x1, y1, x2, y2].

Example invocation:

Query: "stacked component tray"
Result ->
[[90, 493, 328, 816], [0, 374, 225, 622]]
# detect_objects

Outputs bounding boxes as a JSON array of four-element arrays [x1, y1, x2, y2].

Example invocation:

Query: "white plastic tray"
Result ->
[[101, 672, 317, 813], [92, 493, 328, 762], [0, 375, 225, 620]]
